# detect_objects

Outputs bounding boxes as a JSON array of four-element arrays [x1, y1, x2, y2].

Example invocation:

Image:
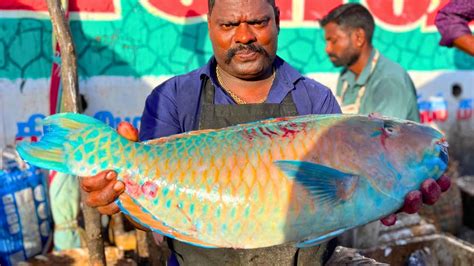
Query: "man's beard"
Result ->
[[329, 46, 360, 67]]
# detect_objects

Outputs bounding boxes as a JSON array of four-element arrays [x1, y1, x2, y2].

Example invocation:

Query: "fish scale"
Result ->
[[16, 113, 448, 248]]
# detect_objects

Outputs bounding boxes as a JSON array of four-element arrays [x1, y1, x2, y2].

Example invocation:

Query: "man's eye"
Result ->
[[221, 23, 235, 29], [252, 20, 268, 27]]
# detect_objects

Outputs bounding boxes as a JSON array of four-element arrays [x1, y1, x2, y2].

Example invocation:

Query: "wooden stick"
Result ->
[[45, 1, 106, 265], [45, 0, 79, 113]]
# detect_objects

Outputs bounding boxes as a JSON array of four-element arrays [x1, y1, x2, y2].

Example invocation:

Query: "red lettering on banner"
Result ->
[[276, 0, 292, 21], [425, 0, 449, 28], [146, 0, 207, 18], [365, 0, 430, 26], [2, 0, 468, 28], [304, 0, 343, 21], [0, 0, 115, 13], [0, 0, 48, 11], [70, 0, 115, 13]]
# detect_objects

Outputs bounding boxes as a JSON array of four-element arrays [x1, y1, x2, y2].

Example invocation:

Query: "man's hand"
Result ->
[[79, 122, 138, 215], [380, 174, 451, 226]]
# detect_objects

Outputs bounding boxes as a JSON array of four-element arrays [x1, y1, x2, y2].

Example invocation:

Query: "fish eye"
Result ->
[[384, 127, 395, 134], [383, 121, 399, 136]]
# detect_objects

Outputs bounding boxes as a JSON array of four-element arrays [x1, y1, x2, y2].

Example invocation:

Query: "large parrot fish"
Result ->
[[16, 113, 448, 249]]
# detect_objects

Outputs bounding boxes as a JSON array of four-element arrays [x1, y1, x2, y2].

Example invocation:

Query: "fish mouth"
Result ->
[[436, 137, 449, 166]]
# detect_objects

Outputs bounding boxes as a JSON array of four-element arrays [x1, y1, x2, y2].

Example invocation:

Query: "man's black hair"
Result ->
[[320, 3, 375, 44], [208, 0, 277, 15]]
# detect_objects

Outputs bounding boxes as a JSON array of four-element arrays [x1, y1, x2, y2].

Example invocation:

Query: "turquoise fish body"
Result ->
[[17, 113, 448, 248]]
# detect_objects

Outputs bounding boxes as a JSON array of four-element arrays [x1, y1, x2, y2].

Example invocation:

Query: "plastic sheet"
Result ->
[[0, 150, 53, 266]]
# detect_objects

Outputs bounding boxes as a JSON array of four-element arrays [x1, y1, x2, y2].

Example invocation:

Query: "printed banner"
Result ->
[[0, 0, 473, 172]]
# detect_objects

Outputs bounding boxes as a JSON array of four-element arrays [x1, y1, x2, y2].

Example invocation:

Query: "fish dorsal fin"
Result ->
[[274, 160, 359, 206], [117, 194, 218, 248], [143, 129, 216, 145], [296, 228, 349, 248]]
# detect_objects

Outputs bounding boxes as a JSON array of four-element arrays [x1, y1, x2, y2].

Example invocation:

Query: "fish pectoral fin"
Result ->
[[274, 160, 359, 205], [117, 194, 218, 248], [296, 228, 349, 248]]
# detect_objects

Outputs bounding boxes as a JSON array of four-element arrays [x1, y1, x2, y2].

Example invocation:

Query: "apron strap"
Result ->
[[201, 75, 215, 105]]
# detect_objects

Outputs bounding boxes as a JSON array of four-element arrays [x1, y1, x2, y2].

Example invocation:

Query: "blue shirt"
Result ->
[[139, 57, 341, 141]]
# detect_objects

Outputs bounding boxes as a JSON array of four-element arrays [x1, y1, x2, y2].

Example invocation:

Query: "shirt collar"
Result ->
[[199, 56, 303, 103]]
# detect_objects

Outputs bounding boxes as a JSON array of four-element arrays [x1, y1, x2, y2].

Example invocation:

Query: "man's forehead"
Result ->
[[324, 23, 351, 35], [212, 0, 270, 6], [211, 0, 273, 13]]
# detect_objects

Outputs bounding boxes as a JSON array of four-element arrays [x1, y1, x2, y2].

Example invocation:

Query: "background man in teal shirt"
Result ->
[[321, 3, 420, 122], [320, 3, 421, 249]]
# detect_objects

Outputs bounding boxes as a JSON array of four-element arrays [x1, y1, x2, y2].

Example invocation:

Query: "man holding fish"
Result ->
[[79, 0, 451, 265]]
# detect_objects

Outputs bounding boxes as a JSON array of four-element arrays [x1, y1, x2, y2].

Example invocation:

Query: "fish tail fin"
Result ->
[[16, 112, 118, 175]]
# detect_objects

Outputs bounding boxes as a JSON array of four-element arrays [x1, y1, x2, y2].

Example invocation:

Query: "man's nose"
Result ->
[[235, 23, 256, 44], [325, 43, 332, 55]]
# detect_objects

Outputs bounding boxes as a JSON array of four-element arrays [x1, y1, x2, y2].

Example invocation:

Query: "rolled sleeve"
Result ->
[[435, 0, 474, 47]]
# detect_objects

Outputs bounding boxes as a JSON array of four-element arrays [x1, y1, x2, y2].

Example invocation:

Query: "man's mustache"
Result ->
[[226, 44, 268, 63]]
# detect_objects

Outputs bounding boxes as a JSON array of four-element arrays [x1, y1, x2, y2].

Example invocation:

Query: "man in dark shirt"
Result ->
[[80, 0, 449, 265]]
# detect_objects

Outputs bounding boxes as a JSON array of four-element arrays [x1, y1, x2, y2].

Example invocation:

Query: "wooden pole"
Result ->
[[45, 1, 106, 265], [45, 0, 79, 113]]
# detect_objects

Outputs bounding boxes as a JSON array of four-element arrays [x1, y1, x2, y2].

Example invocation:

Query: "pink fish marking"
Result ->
[[123, 174, 141, 198], [258, 127, 273, 139], [258, 127, 280, 139], [142, 181, 158, 199], [242, 128, 259, 141], [279, 122, 307, 139]]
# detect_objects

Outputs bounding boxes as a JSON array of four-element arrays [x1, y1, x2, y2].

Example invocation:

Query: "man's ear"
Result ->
[[354, 28, 366, 47], [207, 13, 211, 31]]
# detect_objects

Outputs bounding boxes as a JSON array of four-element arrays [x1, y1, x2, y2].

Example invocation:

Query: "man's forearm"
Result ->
[[453, 34, 474, 56]]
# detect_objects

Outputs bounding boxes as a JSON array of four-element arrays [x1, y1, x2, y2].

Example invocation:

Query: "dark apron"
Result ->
[[169, 77, 327, 266]]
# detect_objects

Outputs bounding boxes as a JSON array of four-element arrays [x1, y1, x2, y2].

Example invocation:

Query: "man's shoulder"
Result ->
[[160, 67, 206, 88], [377, 53, 409, 77], [371, 53, 414, 86], [152, 66, 207, 98], [298, 76, 333, 94], [275, 56, 334, 95]]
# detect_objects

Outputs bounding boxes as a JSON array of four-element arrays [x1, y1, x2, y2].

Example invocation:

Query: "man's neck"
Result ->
[[348, 46, 373, 79], [216, 65, 275, 103]]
